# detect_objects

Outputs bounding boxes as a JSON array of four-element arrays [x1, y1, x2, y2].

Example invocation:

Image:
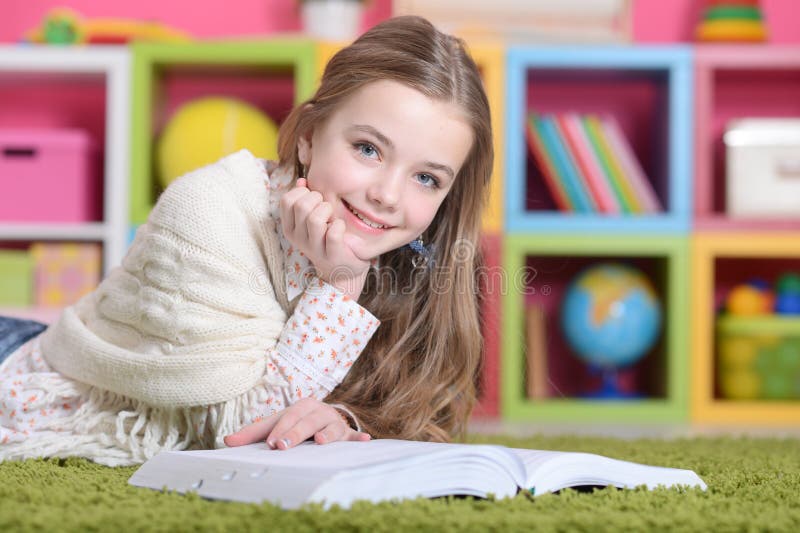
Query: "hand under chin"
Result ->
[[343, 232, 372, 262]]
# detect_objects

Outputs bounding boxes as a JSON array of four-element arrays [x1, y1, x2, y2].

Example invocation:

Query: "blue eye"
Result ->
[[417, 173, 441, 189], [355, 142, 379, 159]]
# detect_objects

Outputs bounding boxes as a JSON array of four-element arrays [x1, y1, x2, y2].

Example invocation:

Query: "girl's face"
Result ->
[[297, 80, 473, 262]]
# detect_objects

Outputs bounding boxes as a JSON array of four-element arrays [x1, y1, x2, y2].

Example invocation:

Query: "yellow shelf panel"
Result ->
[[691, 232, 800, 424]]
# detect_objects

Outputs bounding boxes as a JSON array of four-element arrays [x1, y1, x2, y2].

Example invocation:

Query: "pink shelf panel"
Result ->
[[694, 45, 800, 221]]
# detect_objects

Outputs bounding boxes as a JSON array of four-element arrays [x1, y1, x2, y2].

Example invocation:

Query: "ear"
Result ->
[[297, 128, 312, 167]]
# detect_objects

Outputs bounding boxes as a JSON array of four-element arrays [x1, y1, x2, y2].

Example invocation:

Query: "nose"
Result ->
[[367, 169, 403, 211]]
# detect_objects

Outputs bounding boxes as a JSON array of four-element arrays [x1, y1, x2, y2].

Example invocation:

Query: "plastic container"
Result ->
[[716, 315, 800, 400], [725, 118, 800, 219], [0, 129, 101, 222]]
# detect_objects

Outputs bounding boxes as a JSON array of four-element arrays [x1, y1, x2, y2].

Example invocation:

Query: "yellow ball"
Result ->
[[726, 285, 770, 315], [157, 97, 279, 188]]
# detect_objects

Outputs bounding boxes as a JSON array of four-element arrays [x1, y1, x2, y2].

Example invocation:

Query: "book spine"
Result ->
[[525, 115, 572, 211], [551, 114, 600, 213], [600, 114, 663, 213], [525, 304, 549, 399], [583, 115, 638, 214], [558, 113, 620, 214], [539, 115, 595, 213]]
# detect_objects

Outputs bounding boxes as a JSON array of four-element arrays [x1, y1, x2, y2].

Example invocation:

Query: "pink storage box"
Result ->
[[0, 129, 101, 222]]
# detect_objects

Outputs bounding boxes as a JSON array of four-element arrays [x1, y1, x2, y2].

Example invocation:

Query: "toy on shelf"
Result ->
[[717, 272, 800, 400], [725, 281, 773, 315], [156, 97, 279, 188], [724, 273, 800, 316], [560, 263, 662, 398], [30, 242, 102, 307], [0, 249, 33, 307], [695, 0, 768, 43], [25, 8, 191, 45]]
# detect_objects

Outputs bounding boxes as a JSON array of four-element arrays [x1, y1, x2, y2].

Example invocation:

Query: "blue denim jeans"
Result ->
[[0, 316, 48, 365]]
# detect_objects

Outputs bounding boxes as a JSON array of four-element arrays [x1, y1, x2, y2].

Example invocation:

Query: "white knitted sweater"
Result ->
[[2, 150, 303, 466]]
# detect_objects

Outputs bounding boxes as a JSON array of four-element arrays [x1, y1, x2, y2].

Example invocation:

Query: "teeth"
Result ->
[[347, 204, 386, 229]]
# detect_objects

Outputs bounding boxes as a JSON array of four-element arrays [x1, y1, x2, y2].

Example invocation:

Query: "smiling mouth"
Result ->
[[343, 201, 392, 230]]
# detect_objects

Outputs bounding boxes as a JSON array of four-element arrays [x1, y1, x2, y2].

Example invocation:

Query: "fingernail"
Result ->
[[267, 439, 276, 449], [280, 438, 291, 449]]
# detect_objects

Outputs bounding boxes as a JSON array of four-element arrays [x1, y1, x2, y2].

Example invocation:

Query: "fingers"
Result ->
[[307, 202, 334, 250], [324, 218, 346, 261], [278, 178, 308, 234], [223, 414, 279, 447], [268, 400, 335, 450]]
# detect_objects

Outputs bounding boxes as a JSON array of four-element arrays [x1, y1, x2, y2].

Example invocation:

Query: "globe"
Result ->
[[560, 263, 662, 397]]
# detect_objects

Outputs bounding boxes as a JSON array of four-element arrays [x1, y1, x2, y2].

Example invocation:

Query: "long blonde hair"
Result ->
[[277, 16, 493, 441]]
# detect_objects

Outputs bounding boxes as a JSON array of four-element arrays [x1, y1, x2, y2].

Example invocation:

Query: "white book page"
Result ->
[[130, 439, 528, 509], [509, 448, 707, 495]]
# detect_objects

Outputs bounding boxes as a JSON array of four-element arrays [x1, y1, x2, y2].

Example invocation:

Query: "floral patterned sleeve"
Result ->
[[247, 276, 379, 422]]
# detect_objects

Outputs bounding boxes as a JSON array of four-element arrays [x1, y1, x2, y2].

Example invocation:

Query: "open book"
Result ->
[[129, 439, 707, 509]]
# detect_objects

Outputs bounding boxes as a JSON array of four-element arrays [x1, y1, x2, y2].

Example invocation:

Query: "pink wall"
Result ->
[[2, 0, 798, 44], [634, 0, 800, 43], [1, 0, 392, 43]]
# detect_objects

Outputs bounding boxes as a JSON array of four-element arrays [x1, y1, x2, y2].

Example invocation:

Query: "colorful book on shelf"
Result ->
[[600, 114, 663, 213], [525, 115, 572, 211], [536, 114, 596, 213], [557, 113, 621, 214], [582, 115, 641, 214], [550, 115, 600, 213]]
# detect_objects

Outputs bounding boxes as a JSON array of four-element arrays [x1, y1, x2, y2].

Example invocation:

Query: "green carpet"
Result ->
[[1, 434, 799, 532]]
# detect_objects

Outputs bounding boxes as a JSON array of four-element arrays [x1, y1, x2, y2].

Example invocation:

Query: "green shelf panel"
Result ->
[[130, 39, 317, 224], [501, 234, 690, 423]]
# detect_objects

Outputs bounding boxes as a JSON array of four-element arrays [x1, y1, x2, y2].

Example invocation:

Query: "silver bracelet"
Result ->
[[327, 403, 361, 433]]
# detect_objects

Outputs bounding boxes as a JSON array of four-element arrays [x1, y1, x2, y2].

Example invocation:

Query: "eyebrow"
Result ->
[[349, 124, 455, 181]]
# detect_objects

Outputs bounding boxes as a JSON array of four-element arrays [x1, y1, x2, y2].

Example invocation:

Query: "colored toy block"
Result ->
[[30, 242, 102, 307], [0, 249, 33, 306]]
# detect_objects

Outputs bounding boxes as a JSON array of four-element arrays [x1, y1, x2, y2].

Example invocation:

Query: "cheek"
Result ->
[[407, 199, 442, 234]]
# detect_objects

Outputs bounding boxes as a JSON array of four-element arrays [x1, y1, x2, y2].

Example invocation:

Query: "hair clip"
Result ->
[[408, 237, 436, 269]]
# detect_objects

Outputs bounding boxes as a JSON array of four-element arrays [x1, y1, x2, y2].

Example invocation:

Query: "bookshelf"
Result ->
[[129, 39, 318, 224], [501, 234, 689, 423], [690, 45, 800, 425], [693, 45, 800, 231], [505, 45, 693, 233], [501, 46, 693, 423], [692, 234, 800, 424], [0, 46, 130, 320]]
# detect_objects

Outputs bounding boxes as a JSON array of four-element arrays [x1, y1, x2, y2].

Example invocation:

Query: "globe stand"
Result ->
[[582, 364, 643, 399]]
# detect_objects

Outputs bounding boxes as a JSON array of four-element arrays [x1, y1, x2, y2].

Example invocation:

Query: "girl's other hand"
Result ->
[[278, 178, 371, 299], [223, 398, 371, 450]]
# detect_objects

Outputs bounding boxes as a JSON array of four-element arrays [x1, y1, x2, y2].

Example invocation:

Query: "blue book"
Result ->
[[536, 115, 595, 213]]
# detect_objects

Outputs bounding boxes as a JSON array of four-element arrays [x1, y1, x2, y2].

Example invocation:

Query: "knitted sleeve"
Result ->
[[40, 150, 293, 407]]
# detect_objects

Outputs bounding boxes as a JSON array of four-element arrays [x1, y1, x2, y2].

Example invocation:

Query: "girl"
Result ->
[[0, 15, 492, 465]]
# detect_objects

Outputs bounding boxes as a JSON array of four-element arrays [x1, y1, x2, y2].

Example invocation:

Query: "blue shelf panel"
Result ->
[[505, 45, 694, 234], [506, 212, 690, 234]]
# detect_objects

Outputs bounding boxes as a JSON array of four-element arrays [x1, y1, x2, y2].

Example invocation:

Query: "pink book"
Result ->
[[558, 113, 620, 214], [600, 115, 663, 213]]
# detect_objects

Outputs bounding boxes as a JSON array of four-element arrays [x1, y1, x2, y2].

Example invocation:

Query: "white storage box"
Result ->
[[725, 118, 800, 218]]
